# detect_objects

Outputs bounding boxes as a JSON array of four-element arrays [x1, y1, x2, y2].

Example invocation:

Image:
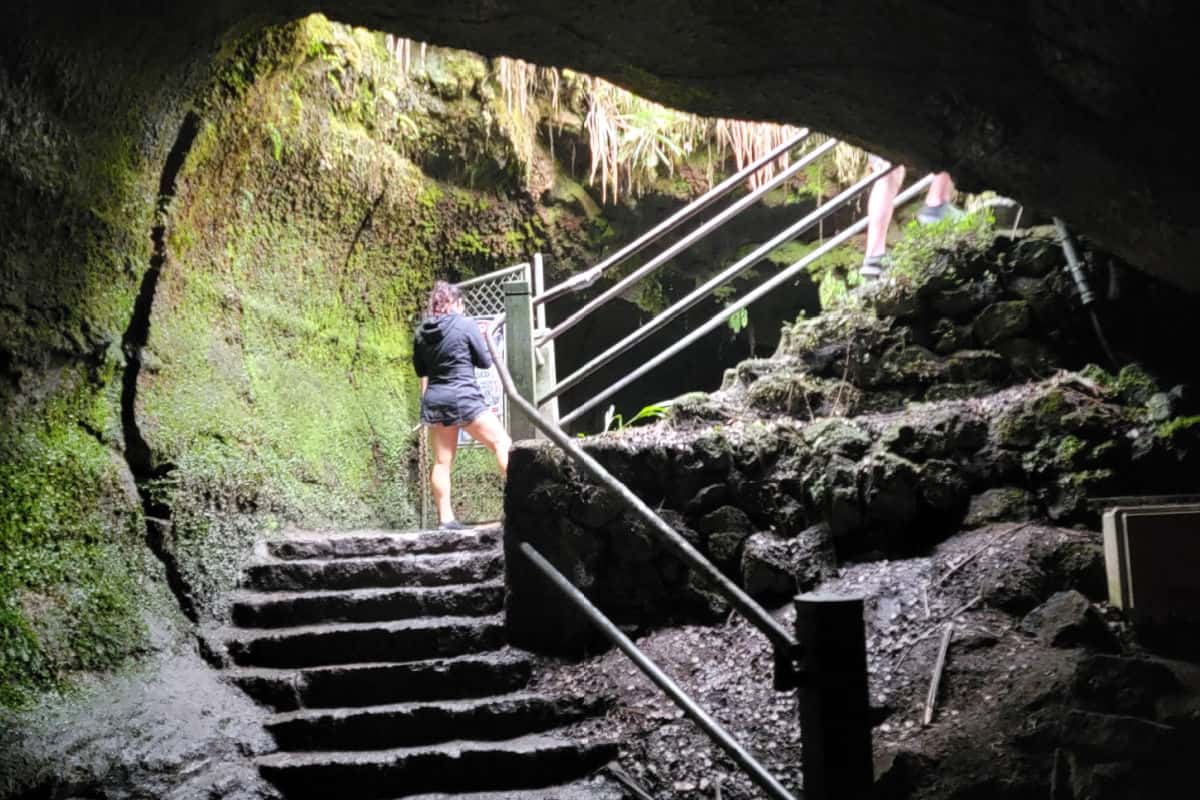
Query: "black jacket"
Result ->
[[412, 313, 492, 390]]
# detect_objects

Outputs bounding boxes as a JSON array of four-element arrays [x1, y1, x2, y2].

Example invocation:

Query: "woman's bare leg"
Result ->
[[462, 411, 511, 476], [925, 171, 955, 207], [429, 423, 459, 524], [866, 165, 906, 258]]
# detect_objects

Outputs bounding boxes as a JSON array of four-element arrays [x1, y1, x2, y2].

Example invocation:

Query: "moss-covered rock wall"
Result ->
[[4, 7, 830, 705], [0, 13, 627, 706], [0, 8, 214, 707]]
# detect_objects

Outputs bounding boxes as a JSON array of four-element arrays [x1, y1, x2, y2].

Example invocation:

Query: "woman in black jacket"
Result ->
[[413, 281, 511, 529]]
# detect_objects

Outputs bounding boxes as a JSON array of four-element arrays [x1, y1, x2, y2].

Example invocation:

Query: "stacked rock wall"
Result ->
[[504, 228, 1200, 653]]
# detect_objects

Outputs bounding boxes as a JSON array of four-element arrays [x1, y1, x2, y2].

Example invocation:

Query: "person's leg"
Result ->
[[462, 411, 511, 477], [925, 172, 954, 206], [429, 423, 459, 524], [863, 164, 905, 276], [917, 172, 962, 223]]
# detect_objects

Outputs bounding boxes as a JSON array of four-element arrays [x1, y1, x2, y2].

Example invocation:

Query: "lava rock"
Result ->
[[1146, 391, 1176, 423], [964, 487, 1039, 527], [741, 523, 833, 602], [930, 277, 1001, 318], [1056, 709, 1178, 761], [686, 483, 728, 515], [974, 300, 1032, 346], [1011, 236, 1062, 277], [1021, 590, 1119, 652], [802, 417, 872, 459], [570, 484, 624, 528], [1072, 654, 1181, 718], [861, 452, 920, 533], [874, 286, 921, 320], [918, 459, 970, 512], [876, 345, 947, 388], [683, 571, 732, 622], [995, 337, 1056, 377], [699, 505, 755, 573], [931, 318, 974, 354], [924, 381, 993, 401], [696, 506, 748, 537], [882, 407, 987, 459], [944, 349, 1010, 383]]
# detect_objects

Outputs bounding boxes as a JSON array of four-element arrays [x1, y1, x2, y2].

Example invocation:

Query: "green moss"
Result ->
[[1114, 363, 1158, 405], [636, 278, 669, 314], [1054, 434, 1088, 468], [449, 448, 504, 523], [0, 379, 148, 708], [1032, 389, 1067, 418], [1157, 415, 1200, 440], [1078, 363, 1115, 387], [418, 184, 444, 209], [454, 230, 489, 256], [886, 209, 995, 284]]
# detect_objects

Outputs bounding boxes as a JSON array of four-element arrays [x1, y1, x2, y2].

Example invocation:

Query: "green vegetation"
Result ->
[[601, 402, 672, 433], [1157, 415, 1200, 441], [1114, 363, 1157, 405], [886, 209, 995, 284], [0, 380, 150, 708]]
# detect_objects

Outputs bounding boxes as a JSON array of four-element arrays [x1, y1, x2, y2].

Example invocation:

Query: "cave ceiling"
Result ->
[[8, 0, 1198, 290]]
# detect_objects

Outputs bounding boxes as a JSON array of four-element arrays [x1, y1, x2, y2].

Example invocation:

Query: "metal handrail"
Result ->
[[537, 138, 838, 346], [520, 542, 801, 800], [483, 324, 800, 664], [559, 173, 936, 426], [541, 165, 899, 405], [532, 130, 812, 310]]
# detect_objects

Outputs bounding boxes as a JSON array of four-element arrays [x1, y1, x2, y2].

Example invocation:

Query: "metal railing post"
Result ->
[[503, 280, 538, 441], [531, 254, 560, 428], [795, 594, 873, 800]]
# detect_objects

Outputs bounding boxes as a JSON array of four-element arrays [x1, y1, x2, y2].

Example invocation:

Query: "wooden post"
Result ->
[[795, 593, 873, 800], [504, 279, 537, 442], [532, 254, 560, 431]]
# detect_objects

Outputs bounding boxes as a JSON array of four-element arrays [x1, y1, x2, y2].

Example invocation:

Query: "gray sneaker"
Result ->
[[917, 202, 965, 225], [860, 254, 886, 280]]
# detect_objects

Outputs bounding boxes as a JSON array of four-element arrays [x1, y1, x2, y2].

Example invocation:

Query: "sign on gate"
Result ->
[[459, 315, 505, 447]]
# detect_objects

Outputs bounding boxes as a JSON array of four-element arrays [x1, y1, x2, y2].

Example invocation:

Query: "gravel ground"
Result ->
[[528, 523, 1108, 799]]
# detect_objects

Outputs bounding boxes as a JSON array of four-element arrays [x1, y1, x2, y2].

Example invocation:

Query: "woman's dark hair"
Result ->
[[426, 280, 464, 316]]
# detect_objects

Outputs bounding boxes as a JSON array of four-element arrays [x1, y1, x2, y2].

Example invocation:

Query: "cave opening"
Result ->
[[3, 4, 1200, 800]]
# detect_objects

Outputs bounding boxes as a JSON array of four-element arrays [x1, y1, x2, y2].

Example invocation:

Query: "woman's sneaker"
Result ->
[[916, 202, 965, 225], [860, 254, 886, 280], [439, 519, 469, 530]]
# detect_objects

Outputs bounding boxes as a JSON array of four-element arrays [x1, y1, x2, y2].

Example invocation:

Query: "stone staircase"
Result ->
[[221, 525, 620, 799]]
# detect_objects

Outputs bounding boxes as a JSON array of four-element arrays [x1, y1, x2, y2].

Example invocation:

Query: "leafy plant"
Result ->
[[727, 306, 749, 335], [887, 208, 996, 283], [601, 401, 671, 433]]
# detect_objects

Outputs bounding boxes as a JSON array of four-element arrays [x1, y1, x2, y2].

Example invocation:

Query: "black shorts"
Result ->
[[421, 384, 489, 427]]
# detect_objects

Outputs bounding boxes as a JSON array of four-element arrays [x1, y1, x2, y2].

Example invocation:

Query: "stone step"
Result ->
[[230, 652, 534, 712], [231, 582, 505, 628], [257, 735, 618, 799], [267, 526, 500, 561], [241, 550, 502, 593], [266, 692, 608, 751], [226, 616, 506, 669]]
